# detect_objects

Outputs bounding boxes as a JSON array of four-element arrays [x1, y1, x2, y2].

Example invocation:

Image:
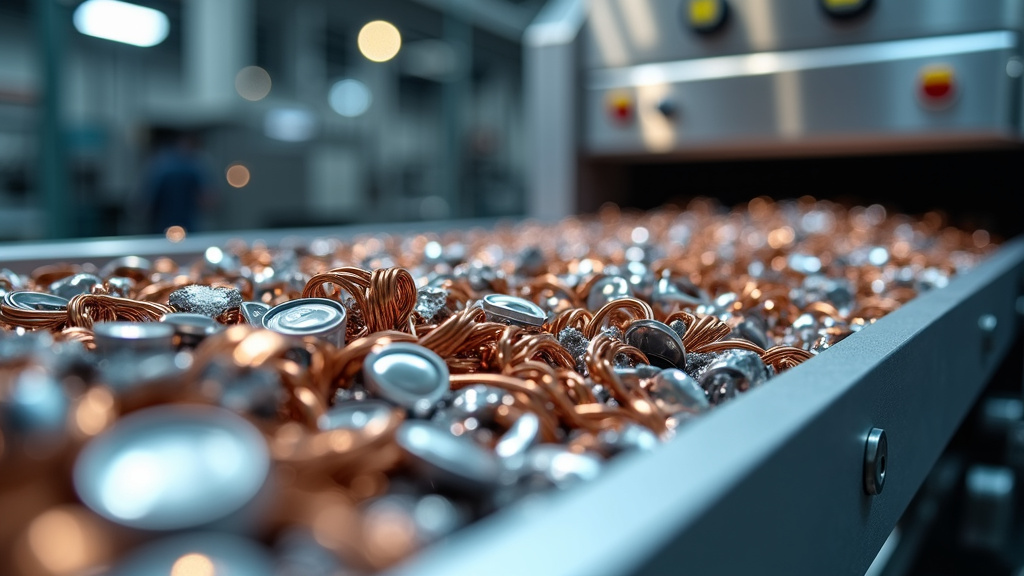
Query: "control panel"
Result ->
[[580, 0, 1024, 157]]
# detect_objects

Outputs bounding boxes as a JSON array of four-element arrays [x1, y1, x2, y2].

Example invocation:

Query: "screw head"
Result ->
[[864, 427, 887, 495]]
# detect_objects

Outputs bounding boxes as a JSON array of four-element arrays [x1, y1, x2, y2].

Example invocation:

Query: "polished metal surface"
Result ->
[[583, 0, 1024, 68], [73, 404, 270, 531]]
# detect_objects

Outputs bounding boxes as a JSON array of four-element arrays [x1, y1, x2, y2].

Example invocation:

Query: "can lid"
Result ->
[[4, 290, 70, 311], [93, 321, 175, 351], [160, 312, 223, 338], [480, 294, 546, 326], [73, 404, 270, 531], [363, 342, 449, 410], [395, 420, 501, 491], [264, 298, 346, 336], [240, 301, 270, 327]]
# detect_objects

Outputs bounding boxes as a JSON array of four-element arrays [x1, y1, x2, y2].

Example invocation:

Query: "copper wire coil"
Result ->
[[583, 298, 654, 339], [54, 326, 96, 350], [0, 304, 67, 331], [30, 263, 81, 288], [65, 294, 174, 329], [546, 308, 593, 336]]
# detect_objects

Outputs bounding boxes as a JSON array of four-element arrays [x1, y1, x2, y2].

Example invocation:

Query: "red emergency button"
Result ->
[[607, 92, 633, 124], [918, 65, 957, 109]]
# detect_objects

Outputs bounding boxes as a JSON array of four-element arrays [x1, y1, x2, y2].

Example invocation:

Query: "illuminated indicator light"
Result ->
[[687, 0, 727, 33], [821, 0, 872, 17], [608, 93, 633, 123], [226, 164, 251, 188], [919, 65, 957, 108]]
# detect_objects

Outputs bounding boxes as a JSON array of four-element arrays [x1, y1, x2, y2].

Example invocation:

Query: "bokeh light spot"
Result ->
[[170, 553, 216, 576], [358, 21, 402, 63], [226, 164, 251, 188], [235, 66, 272, 101], [165, 225, 186, 243], [328, 79, 372, 117]]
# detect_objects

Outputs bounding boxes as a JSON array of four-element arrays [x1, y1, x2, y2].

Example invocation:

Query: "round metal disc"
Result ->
[[73, 404, 270, 531], [624, 319, 686, 369], [160, 313, 222, 337], [587, 276, 633, 310], [264, 298, 346, 336], [5, 291, 69, 311], [363, 343, 449, 410], [318, 399, 397, 432], [395, 420, 501, 491], [480, 294, 546, 327], [92, 321, 176, 352]]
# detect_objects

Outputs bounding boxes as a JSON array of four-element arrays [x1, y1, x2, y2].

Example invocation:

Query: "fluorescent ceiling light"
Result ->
[[73, 0, 170, 48]]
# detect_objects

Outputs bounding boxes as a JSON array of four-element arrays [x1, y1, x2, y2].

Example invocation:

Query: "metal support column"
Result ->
[[33, 0, 71, 238]]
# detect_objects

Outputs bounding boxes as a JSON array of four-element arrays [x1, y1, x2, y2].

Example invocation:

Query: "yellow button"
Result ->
[[821, 0, 871, 17], [824, 0, 862, 7], [688, 0, 727, 33]]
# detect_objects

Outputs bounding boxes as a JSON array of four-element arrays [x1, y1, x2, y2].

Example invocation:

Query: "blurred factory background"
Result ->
[[0, 0, 544, 240], [1, 0, 1024, 242]]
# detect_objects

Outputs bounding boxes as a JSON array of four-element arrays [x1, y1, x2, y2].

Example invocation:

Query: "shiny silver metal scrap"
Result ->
[[240, 301, 271, 327], [73, 404, 270, 531], [395, 420, 502, 492], [587, 275, 633, 310], [318, 398, 396, 432], [263, 297, 347, 347], [363, 342, 449, 412], [624, 319, 686, 370], [49, 273, 103, 299], [646, 368, 709, 416], [159, 312, 223, 347], [480, 293, 546, 327], [92, 321, 176, 353], [4, 290, 69, 311]]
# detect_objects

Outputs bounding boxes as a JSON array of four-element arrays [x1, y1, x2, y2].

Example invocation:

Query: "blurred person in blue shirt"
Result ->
[[140, 130, 214, 234]]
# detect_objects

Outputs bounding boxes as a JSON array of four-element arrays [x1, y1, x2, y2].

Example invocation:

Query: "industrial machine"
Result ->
[[525, 0, 1024, 218]]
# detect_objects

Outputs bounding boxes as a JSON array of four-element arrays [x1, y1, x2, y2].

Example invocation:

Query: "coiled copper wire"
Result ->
[[65, 294, 173, 329]]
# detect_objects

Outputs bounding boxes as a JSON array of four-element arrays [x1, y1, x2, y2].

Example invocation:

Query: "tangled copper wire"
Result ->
[[0, 196, 1001, 575]]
